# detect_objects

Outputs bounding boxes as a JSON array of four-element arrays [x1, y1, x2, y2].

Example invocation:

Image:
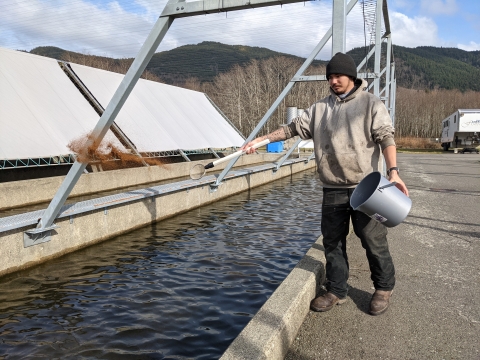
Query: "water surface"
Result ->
[[0, 169, 322, 359]]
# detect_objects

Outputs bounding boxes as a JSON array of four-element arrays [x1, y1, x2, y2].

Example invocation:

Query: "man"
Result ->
[[243, 52, 408, 316]]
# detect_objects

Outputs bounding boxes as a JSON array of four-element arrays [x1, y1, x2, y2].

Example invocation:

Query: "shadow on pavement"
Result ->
[[347, 286, 372, 314]]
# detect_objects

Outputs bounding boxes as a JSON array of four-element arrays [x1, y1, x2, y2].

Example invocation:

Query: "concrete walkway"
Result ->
[[285, 153, 480, 360]]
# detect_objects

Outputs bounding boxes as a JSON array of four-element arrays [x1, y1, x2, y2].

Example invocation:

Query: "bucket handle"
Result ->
[[377, 182, 397, 193]]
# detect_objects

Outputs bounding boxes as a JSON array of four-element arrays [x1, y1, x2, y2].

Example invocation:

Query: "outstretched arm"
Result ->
[[383, 145, 409, 196], [241, 127, 288, 154]]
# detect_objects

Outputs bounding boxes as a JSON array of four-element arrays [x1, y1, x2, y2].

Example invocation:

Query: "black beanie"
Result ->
[[326, 52, 357, 79]]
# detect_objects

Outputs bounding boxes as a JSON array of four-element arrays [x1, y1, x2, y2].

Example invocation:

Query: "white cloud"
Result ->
[[8, 0, 467, 62], [420, 0, 458, 16], [0, 0, 153, 58], [457, 41, 480, 51], [390, 12, 440, 47], [0, 0, 339, 59]]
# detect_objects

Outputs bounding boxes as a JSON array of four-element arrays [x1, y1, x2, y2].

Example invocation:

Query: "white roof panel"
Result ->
[[69, 63, 245, 152], [0, 48, 123, 160]]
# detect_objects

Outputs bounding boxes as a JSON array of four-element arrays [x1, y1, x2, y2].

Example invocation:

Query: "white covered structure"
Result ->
[[0, 47, 244, 168], [0, 47, 123, 162], [70, 63, 244, 153]]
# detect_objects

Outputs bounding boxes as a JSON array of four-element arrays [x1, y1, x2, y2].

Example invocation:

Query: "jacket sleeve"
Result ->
[[281, 104, 314, 140], [371, 98, 396, 151]]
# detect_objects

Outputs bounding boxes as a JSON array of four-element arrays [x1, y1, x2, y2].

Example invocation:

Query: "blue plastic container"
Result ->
[[266, 141, 284, 153]]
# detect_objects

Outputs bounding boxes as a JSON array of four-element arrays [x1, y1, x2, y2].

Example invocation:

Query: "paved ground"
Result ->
[[285, 153, 480, 360]]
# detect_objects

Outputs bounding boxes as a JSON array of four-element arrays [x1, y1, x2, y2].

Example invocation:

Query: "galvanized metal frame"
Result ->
[[141, 148, 221, 158], [3, 157, 309, 236], [30, 0, 396, 241], [332, 0, 347, 54], [0, 154, 76, 169], [58, 61, 148, 167], [212, 0, 361, 189], [32, 14, 174, 235], [273, 138, 304, 172], [178, 149, 191, 162], [217, 0, 396, 178]]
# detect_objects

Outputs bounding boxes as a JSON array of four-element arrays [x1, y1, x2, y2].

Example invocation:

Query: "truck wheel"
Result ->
[[442, 143, 449, 151]]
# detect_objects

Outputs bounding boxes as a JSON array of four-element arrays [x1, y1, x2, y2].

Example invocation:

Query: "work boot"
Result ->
[[310, 292, 347, 312], [369, 290, 393, 316]]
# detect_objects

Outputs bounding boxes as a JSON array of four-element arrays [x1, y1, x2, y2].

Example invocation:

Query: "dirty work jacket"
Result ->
[[283, 78, 395, 188]]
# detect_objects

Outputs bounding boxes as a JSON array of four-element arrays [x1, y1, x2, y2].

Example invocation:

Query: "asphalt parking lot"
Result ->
[[285, 153, 480, 360]]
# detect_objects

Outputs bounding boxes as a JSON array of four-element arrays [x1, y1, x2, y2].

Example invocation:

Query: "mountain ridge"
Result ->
[[29, 42, 480, 91]]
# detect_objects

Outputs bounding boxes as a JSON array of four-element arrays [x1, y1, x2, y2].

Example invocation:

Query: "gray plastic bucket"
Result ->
[[350, 171, 412, 227]]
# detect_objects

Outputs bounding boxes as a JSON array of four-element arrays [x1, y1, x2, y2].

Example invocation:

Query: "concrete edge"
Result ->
[[0, 153, 288, 210], [0, 160, 316, 277], [220, 236, 326, 360]]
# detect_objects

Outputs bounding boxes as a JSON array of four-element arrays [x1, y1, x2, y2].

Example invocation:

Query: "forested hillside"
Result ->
[[348, 45, 480, 91], [27, 43, 480, 138], [146, 42, 325, 83], [30, 42, 480, 91], [30, 42, 325, 85]]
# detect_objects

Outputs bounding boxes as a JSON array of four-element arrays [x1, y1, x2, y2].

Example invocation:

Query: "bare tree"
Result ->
[[206, 56, 330, 137]]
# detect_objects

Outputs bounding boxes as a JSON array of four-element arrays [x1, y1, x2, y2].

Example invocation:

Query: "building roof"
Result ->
[[0, 47, 244, 163]]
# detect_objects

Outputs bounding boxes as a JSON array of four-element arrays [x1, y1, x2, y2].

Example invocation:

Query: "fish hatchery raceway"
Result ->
[[0, 153, 479, 359]]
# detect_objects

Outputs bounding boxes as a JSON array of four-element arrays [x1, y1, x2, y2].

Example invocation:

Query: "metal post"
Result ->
[[211, 0, 359, 189], [390, 63, 397, 125], [373, 0, 383, 97], [32, 15, 174, 232], [332, 0, 347, 55], [305, 151, 316, 163], [178, 149, 191, 161], [59, 61, 149, 167], [356, 46, 376, 73], [384, 34, 392, 109], [209, 148, 220, 158], [274, 137, 303, 171]]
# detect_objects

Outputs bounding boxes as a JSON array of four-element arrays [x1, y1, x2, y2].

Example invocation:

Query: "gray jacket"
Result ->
[[283, 78, 395, 188]]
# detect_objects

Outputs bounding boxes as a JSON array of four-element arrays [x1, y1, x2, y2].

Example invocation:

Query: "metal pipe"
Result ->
[[274, 138, 303, 171]]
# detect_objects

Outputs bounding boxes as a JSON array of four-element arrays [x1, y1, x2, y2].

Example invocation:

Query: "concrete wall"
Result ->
[[0, 153, 283, 210], [0, 159, 315, 277]]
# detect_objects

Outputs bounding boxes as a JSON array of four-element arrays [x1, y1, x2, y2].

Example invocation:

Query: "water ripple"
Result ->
[[0, 169, 322, 359]]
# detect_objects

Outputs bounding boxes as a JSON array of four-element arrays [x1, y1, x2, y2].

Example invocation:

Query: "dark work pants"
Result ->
[[321, 187, 395, 299]]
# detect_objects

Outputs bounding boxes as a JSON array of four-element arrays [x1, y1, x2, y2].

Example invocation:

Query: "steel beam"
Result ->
[[59, 61, 148, 167], [211, 0, 359, 189], [179, 149, 191, 161], [373, 0, 383, 96], [274, 138, 303, 171], [384, 34, 392, 109], [305, 151, 315, 163], [382, 0, 391, 35], [209, 148, 221, 159], [292, 72, 379, 82], [33, 15, 174, 232], [332, 0, 347, 55], [356, 45, 376, 72], [161, 0, 309, 18], [390, 62, 397, 125]]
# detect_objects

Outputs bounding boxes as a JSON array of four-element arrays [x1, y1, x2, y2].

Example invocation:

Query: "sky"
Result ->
[[0, 0, 478, 60]]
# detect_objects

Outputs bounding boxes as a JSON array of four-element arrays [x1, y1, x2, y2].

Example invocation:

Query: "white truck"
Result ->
[[441, 109, 480, 153]]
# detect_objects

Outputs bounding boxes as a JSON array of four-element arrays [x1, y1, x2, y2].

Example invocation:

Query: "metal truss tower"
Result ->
[[27, 0, 397, 242]]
